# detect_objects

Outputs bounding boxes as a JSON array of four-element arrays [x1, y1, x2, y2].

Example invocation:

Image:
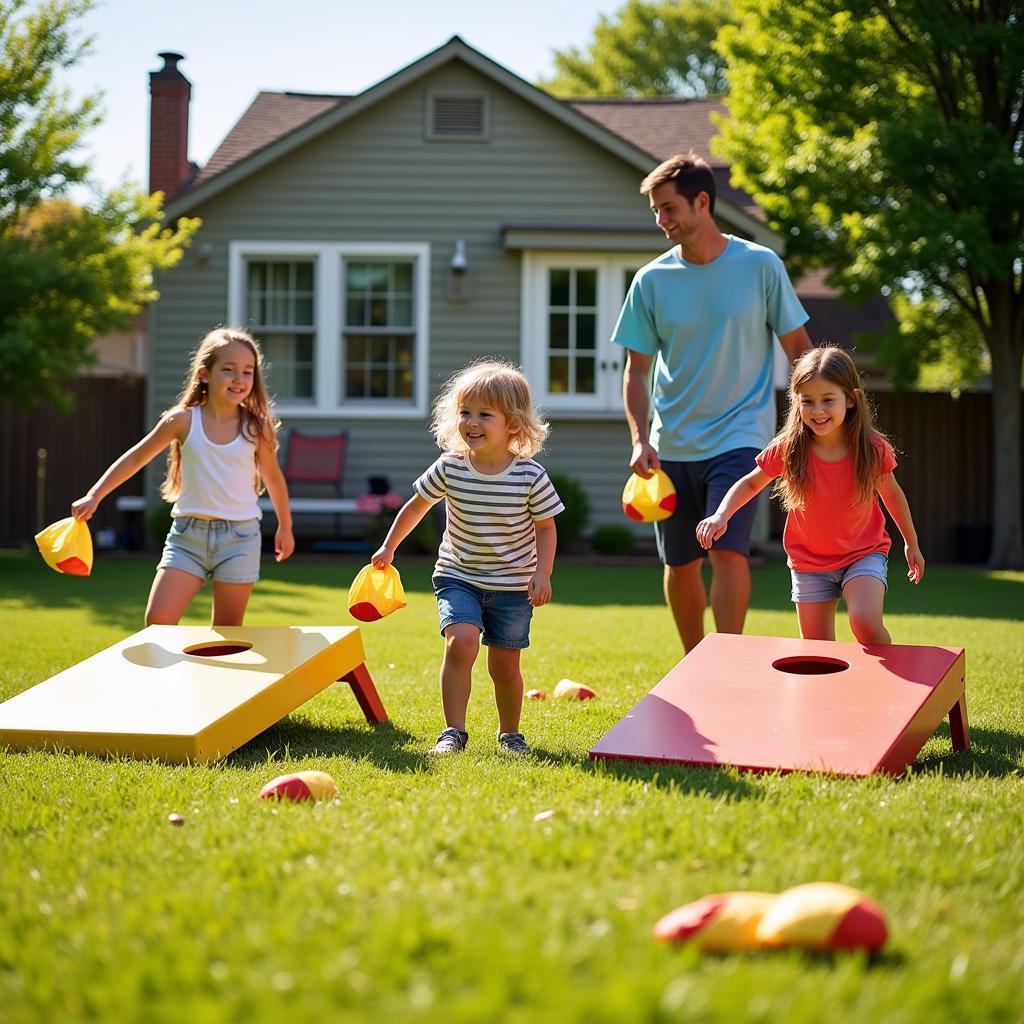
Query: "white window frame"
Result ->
[[228, 241, 430, 418], [520, 251, 651, 415]]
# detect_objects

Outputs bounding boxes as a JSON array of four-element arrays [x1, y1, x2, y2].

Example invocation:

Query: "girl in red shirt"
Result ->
[[696, 346, 924, 644]]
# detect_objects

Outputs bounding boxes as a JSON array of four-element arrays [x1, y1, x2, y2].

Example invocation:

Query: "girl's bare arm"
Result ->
[[256, 438, 294, 562], [876, 472, 925, 583], [71, 410, 188, 520], [371, 495, 434, 568], [695, 467, 772, 549]]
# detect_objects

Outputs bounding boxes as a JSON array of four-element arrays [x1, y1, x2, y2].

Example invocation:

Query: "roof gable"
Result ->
[[165, 35, 776, 245]]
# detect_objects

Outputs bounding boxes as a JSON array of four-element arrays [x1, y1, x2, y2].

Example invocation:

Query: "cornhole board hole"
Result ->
[[0, 625, 386, 763], [590, 633, 967, 776]]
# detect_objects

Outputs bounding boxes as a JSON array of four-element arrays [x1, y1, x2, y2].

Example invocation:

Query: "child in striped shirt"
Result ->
[[372, 360, 564, 756]]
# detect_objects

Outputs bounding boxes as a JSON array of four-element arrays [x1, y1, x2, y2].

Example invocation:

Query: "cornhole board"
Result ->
[[0, 625, 386, 763], [590, 633, 968, 776]]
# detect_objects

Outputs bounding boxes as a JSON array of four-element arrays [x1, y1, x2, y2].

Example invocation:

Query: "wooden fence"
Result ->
[[0, 380, 1016, 563], [0, 377, 145, 548]]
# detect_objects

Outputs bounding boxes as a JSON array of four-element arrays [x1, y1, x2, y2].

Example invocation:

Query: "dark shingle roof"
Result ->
[[567, 97, 762, 221], [193, 91, 348, 187]]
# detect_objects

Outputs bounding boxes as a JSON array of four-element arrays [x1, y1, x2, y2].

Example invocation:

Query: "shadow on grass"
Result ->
[[911, 724, 1023, 778], [228, 720, 428, 773], [586, 756, 762, 800]]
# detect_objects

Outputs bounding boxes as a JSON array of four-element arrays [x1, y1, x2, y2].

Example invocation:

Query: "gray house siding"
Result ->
[[149, 59, 672, 533]]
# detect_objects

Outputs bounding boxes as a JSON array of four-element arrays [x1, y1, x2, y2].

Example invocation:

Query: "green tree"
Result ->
[[539, 0, 736, 98], [0, 0, 198, 409], [716, 0, 1024, 569]]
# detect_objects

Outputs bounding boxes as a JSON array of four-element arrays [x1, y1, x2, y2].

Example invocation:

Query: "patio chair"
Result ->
[[281, 430, 348, 534]]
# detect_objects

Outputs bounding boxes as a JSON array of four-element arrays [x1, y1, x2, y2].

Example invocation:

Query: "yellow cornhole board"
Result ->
[[0, 625, 387, 763]]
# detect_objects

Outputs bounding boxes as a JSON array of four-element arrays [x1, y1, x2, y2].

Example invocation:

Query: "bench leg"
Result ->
[[340, 662, 388, 724], [948, 693, 970, 751]]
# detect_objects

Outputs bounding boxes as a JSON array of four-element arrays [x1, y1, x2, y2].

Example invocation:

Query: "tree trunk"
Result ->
[[985, 291, 1024, 569]]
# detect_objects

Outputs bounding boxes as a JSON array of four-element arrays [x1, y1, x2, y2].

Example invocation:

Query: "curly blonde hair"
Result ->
[[160, 327, 280, 501], [430, 359, 549, 458]]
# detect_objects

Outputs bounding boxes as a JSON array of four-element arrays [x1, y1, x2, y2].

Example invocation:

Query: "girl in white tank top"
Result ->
[[72, 328, 293, 626]]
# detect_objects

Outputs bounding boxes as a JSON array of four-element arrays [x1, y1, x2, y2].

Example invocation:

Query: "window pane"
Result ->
[[295, 262, 314, 291], [268, 294, 289, 324], [369, 369, 389, 397], [549, 313, 569, 349], [247, 262, 265, 292], [263, 332, 314, 400], [577, 269, 597, 307], [347, 263, 372, 291], [370, 336, 389, 362], [345, 297, 366, 327], [247, 293, 265, 324], [270, 263, 290, 291], [369, 298, 388, 327], [576, 313, 596, 350], [549, 356, 568, 393], [367, 264, 389, 291], [396, 369, 413, 398], [393, 262, 413, 291], [346, 366, 366, 398], [391, 298, 413, 327], [394, 337, 413, 364], [347, 336, 366, 362], [294, 296, 314, 325], [576, 356, 596, 395], [549, 269, 570, 307]]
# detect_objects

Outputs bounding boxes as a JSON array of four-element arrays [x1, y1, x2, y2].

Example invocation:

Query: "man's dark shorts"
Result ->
[[655, 448, 761, 566]]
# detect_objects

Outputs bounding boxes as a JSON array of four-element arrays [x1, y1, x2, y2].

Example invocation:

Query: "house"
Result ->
[[147, 37, 892, 542]]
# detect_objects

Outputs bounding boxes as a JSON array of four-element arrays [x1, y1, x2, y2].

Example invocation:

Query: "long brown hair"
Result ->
[[772, 346, 888, 511], [160, 327, 279, 501]]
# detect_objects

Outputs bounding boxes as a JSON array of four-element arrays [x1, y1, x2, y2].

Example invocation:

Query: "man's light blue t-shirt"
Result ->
[[611, 235, 808, 460]]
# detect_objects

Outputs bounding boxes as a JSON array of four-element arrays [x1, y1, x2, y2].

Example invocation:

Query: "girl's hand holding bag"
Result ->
[[347, 563, 407, 621]]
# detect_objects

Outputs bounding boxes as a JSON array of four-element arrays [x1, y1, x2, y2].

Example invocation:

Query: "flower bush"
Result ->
[[355, 492, 405, 550]]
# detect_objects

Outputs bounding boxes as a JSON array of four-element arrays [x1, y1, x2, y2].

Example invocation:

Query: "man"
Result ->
[[612, 152, 812, 652]]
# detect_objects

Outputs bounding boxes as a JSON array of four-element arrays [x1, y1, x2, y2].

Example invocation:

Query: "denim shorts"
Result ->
[[433, 575, 533, 649], [656, 448, 761, 565], [790, 553, 888, 604], [157, 517, 262, 584]]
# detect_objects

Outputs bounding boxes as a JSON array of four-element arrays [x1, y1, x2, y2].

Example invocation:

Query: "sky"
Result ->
[[61, 0, 621, 195]]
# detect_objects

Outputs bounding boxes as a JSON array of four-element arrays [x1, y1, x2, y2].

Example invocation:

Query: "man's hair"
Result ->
[[640, 151, 716, 214]]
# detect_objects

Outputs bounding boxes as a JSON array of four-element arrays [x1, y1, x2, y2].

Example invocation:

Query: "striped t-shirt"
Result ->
[[413, 453, 564, 590]]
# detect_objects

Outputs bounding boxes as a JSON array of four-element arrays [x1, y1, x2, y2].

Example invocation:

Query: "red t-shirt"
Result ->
[[756, 435, 897, 572]]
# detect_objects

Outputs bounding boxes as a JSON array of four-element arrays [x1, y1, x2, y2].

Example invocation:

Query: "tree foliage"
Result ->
[[715, 0, 1024, 568], [539, 0, 736, 98], [0, 0, 199, 409]]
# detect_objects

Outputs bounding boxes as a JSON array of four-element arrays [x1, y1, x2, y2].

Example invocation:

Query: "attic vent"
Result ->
[[428, 94, 488, 139]]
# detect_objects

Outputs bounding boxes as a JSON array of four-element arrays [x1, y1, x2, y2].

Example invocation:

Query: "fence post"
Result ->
[[35, 448, 47, 531]]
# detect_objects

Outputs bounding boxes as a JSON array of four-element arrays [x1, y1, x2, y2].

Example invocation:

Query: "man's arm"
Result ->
[[622, 349, 659, 476], [778, 325, 813, 363]]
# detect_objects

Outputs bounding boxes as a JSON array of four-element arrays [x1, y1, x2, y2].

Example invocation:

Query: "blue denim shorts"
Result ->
[[157, 517, 262, 584], [656, 448, 761, 565], [433, 575, 533, 649], [790, 553, 888, 604]]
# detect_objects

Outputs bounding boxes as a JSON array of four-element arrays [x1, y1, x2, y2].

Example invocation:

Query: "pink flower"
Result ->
[[383, 492, 404, 510]]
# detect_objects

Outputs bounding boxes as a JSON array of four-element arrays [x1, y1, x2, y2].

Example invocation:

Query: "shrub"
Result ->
[[146, 502, 173, 547], [548, 472, 590, 550], [591, 524, 635, 556]]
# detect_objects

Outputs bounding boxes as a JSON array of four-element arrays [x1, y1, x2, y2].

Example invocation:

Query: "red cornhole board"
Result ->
[[590, 633, 968, 776]]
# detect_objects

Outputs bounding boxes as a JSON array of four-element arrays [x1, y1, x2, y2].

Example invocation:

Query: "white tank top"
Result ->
[[171, 406, 261, 521]]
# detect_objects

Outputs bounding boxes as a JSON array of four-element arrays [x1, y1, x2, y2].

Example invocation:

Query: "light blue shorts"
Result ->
[[791, 552, 888, 604], [157, 517, 262, 584], [433, 575, 533, 649]]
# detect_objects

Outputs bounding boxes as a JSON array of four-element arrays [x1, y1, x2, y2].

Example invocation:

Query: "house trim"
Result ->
[[228, 240, 431, 419]]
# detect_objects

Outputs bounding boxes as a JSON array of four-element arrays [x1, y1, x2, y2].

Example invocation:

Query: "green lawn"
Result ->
[[1, 549, 1022, 1023]]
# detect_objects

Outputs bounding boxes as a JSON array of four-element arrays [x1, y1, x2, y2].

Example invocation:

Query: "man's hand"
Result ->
[[629, 440, 660, 477]]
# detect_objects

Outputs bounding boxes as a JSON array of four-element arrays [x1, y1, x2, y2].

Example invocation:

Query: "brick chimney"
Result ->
[[149, 52, 195, 199]]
